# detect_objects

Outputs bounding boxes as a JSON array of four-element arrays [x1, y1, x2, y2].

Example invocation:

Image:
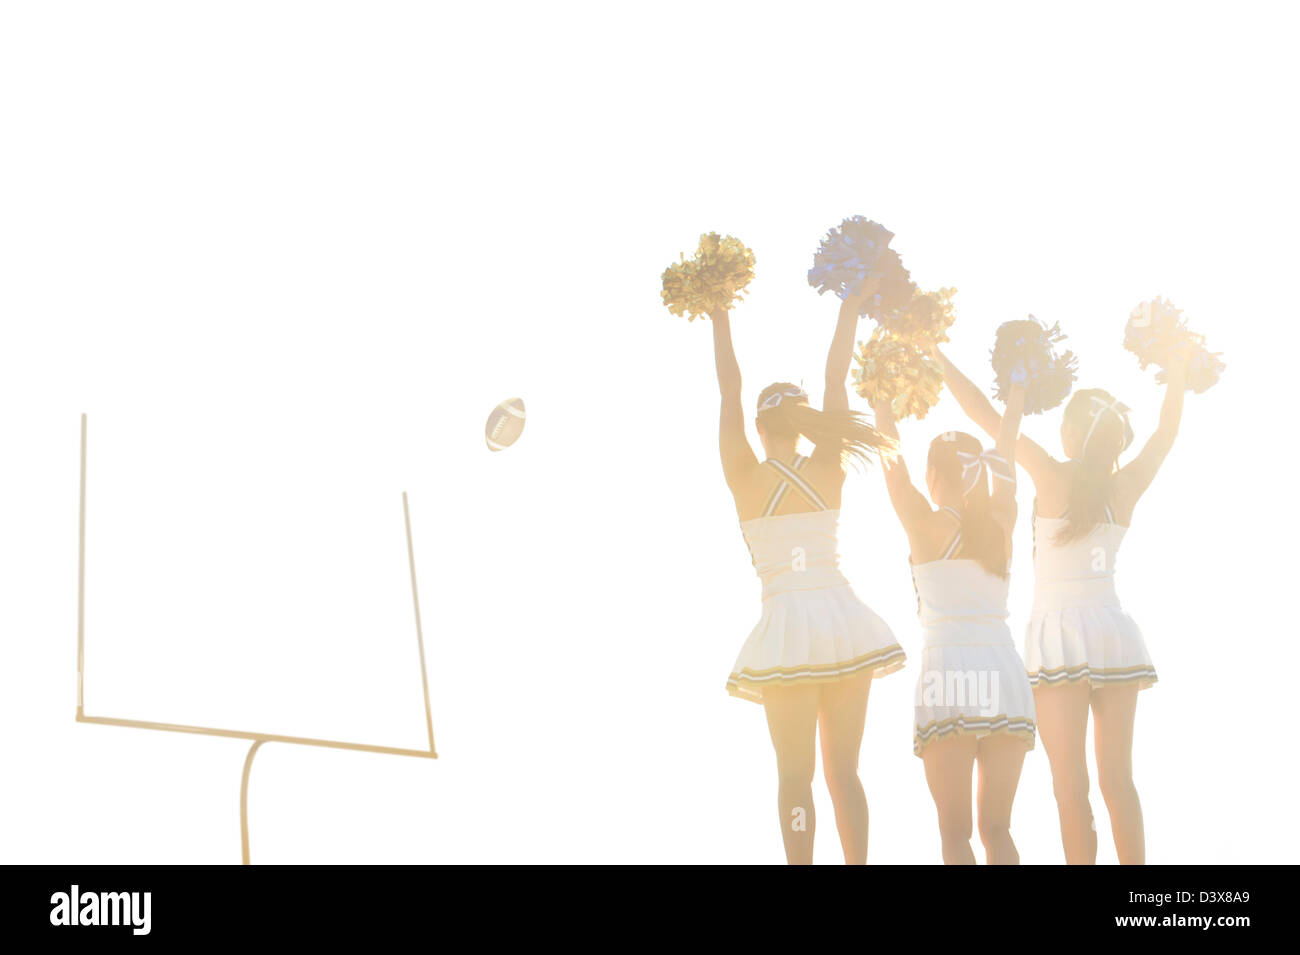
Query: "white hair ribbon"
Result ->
[[758, 387, 809, 411], [956, 448, 1014, 496], [1079, 396, 1133, 458]]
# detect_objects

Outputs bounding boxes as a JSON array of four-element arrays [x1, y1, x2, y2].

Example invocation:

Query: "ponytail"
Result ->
[[927, 433, 1009, 579], [756, 382, 891, 468], [1057, 389, 1133, 544]]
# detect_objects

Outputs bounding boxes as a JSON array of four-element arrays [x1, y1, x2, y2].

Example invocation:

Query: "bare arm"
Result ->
[[994, 383, 1026, 464], [711, 308, 758, 488], [810, 281, 879, 474], [933, 344, 1059, 488], [990, 384, 1025, 526], [823, 276, 881, 414], [933, 345, 999, 436], [1118, 353, 1189, 503], [872, 400, 932, 535]]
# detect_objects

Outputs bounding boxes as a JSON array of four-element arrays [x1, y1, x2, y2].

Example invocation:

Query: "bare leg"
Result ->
[[921, 735, 978, 864], [762, 682, 821, 865], [816, 673, 871, 865], [1092, 684, 1144, 864], [1034, 681, 1096, 864], [975, 735, 1028, 865]]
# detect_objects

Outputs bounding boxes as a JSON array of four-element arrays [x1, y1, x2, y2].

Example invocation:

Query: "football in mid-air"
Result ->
[[485, 397, 526, 451]]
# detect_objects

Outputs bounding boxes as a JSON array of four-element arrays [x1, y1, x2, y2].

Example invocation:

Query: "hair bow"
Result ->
[[757, 387, 809, 412], [1080, 395, 1134, 458], [956, 448, 1015, 496]]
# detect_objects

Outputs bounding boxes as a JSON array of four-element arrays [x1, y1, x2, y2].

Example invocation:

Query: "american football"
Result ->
[[485, 397, 526, 451]]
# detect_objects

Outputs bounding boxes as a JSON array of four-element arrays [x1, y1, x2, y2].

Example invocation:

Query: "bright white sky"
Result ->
[[2, 1, 1297, 863]]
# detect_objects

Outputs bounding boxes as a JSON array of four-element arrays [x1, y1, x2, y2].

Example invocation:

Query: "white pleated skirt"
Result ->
[[727, 583, 905, 704], [913, 630, 1036, 757], [1024, 588, 1157, 691]]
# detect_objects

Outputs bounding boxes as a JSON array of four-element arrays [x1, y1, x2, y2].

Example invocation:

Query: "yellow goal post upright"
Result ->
[[75, 414, 438, 864]]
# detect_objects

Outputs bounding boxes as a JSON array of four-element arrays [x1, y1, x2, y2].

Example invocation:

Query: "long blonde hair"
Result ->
[[1057, 388, 1134, 543], [756, 382, 890, 468], [927, 431, 1008, 579]]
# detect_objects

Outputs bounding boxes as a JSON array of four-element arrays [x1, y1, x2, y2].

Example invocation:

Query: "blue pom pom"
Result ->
[[808, 216, 897, 307], [991, 316, 1077, 414]]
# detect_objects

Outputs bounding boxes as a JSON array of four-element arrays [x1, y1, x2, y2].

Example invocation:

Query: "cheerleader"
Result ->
[[711, 279, 904, 865], [935, 345, 1193, 865], [870, 380, 1035, 864]]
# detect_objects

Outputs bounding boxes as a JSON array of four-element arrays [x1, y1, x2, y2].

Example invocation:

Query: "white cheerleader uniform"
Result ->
[[911, 507, 1036, 756], [727, 455, 905, 703], [1023, 502, 1157, 689]]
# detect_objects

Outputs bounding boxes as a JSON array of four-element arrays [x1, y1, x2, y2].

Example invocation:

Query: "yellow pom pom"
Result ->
[[884, 287, 957, 345], [852, 328, 945, 420], [660, 233, 756, 320]]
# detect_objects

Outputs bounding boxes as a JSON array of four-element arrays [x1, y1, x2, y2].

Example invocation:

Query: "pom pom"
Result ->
[[660, 233, 756, 320], [991, 316, 1078, 414], [868, 248, 917, 322], [1124, 297, 1184, 369], [852, 328, 945, 420], [808, 216, 892, 298], [879, 286, 957, 344], [807, 216, 916, 318], [1125, 297, 1225, 393], [1169, 348, 1225, 394]]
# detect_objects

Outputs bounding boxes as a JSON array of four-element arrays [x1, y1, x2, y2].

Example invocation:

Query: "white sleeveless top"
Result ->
[[1031, 501, 1126, 612], [911, 507, 1014, 648], [738, 454, 849, 599]]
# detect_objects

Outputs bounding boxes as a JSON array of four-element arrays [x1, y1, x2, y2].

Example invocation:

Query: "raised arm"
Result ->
[[994, 382, 1026, 463], [871, 400, 933, 534], [1118, 352, 1189, 502], [711, 307, 758, 488], [823, 277, 880, 413], [989, 383, 1026, 523], [933, 344, 1059, 488], [932, 344, 1000, 436]]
